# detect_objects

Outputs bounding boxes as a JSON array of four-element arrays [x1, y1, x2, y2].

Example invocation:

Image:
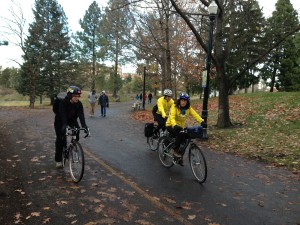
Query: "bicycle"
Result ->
[[62, 126, 89, 183], [146, 122, 167, 151], [158, 126, 207, 183]]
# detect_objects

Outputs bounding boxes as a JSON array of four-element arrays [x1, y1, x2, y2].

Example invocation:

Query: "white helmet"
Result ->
[[163, 89, 172, 96]]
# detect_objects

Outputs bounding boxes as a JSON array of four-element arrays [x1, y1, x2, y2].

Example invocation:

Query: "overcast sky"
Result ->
[[0, 0, 299, 71]]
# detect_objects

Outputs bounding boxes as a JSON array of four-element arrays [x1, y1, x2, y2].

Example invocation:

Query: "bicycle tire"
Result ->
[[68, 141, 85, 183], [189, 144, 207, 183], [158, 137, 174, 168], [148, 126, 160, 151]]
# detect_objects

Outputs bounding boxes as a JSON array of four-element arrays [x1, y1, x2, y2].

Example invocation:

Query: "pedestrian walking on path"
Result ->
[[98, 90, 109, 117], [148, 92, 153, 104], [88, 89, 98, 116]]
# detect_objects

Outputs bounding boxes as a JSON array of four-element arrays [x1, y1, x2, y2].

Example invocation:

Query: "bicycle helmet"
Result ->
[[67, 86, 82, 96], [163, 89, 173, 97], [179, 92, 190, 101]]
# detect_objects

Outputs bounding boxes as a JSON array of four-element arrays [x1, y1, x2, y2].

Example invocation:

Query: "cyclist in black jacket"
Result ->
[[54, 86, 89, 168]]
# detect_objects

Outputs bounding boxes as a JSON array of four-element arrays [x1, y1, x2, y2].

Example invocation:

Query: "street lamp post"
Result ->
[[0, 41, 9, 46], [202, 1, 217, 139], [143, 66, 146, 110]]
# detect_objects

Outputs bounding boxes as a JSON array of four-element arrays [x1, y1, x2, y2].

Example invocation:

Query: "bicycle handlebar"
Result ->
[[180, 126, 203, 139], [66, 126, 90, 138]]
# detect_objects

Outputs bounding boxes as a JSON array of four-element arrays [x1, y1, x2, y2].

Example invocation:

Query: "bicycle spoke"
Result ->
[[69, 142, 85, 183], [189, 145, 207, 183], [158, 137, 174, 168]]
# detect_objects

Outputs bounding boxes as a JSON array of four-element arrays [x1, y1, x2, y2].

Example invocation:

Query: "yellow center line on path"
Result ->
[[85, 149, 195, 225]]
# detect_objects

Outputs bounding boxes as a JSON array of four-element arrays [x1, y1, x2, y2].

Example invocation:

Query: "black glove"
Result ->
[[201, 122, 207, 128], [174, 125, 183, 132], [107, 104, 109, 108]]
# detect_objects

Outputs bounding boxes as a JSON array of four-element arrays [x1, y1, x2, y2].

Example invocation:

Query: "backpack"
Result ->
[[144, 123, 154, 137], [152, 104, 158, 114], [53, 92, 67, 115]]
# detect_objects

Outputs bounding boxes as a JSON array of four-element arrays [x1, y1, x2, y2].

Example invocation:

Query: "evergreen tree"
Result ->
[[225, 0, 265, 94], [73, 1, 106, 90], [261, 0, 299, 91], [18, 0, 72, 107], [102, 0, 133, 97]]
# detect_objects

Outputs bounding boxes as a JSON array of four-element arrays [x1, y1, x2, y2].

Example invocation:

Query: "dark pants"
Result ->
[[153, 113, 166, 131], [54, 120, 66, 162], [166, 126, 188, 151], [100, 105, 107, 116], [54, 119, 79, 162]]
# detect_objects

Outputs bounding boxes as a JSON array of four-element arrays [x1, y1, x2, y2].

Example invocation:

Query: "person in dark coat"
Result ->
[[53, 86, 89, 168], [148, 93, 153, 104], [98, 90, 109, 117]]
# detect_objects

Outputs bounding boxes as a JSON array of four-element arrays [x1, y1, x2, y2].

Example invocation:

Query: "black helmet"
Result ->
[[67, 86, 82, 96]]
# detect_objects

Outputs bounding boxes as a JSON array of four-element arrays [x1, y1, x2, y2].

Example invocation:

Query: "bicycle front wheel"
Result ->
[[189, 144, 207, 183], [68, 142, 85, 183], [158, 137, 174, 168]]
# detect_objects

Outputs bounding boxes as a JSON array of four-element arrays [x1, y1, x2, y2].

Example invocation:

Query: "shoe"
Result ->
[[56, 162, 63, 168], [104, 115, 106, 117], [177, 158, 184, 166]]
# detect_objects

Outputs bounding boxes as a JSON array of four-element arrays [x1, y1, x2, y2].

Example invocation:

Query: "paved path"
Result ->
[[0, 103, 299, 225], [86, 101, 300, 225]]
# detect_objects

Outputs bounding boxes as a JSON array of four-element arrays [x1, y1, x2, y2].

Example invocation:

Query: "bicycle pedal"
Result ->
[[173, 156, 184, 166]]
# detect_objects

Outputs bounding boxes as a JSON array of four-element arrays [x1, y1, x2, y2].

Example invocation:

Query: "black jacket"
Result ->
[[55, 97, 87, 129], [98, 94, 109, 106]]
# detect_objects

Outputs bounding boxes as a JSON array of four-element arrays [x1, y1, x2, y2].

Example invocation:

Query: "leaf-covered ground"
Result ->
[[131, 92, 300, 173]]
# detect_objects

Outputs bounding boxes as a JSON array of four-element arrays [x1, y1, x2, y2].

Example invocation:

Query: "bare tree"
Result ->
[[1, 0, 28, 66]]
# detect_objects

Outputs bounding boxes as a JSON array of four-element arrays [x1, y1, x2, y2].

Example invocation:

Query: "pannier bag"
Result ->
[[187, 126, 203, 139], [144, 123, 154, 137]]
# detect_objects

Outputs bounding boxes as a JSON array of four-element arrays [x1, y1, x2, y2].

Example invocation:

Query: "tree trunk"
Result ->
[[114, 35, 119, 98], [270, 54, 279, 92], [216, 64, 232, 127], [92, 36, 96, 90], [214, 13, 232, 128], [165, 14, 172, 89]]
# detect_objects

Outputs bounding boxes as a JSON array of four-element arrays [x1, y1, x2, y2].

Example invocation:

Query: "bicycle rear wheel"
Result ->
[[189, 144, 207, 183], [158, 137, 174, 168], [68, 142, 85, 183], [148, 127, 160, 151]]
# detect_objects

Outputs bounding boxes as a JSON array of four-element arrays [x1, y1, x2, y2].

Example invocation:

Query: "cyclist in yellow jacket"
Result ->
[[152, 89, 174, 131], [166, 93, 204, 164]]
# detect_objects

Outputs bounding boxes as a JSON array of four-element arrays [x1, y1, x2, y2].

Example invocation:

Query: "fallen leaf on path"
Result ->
[[188, 215, 196, 220], [135, 219, 154, 225], [31, 212, 40, 217], [56, 200, 68, 205], [42, 218, 51, 224]]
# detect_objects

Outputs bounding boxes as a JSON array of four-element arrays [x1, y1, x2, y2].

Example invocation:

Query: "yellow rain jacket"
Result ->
[[166, 104, 204, 128], [156, 96, 174, 119]]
